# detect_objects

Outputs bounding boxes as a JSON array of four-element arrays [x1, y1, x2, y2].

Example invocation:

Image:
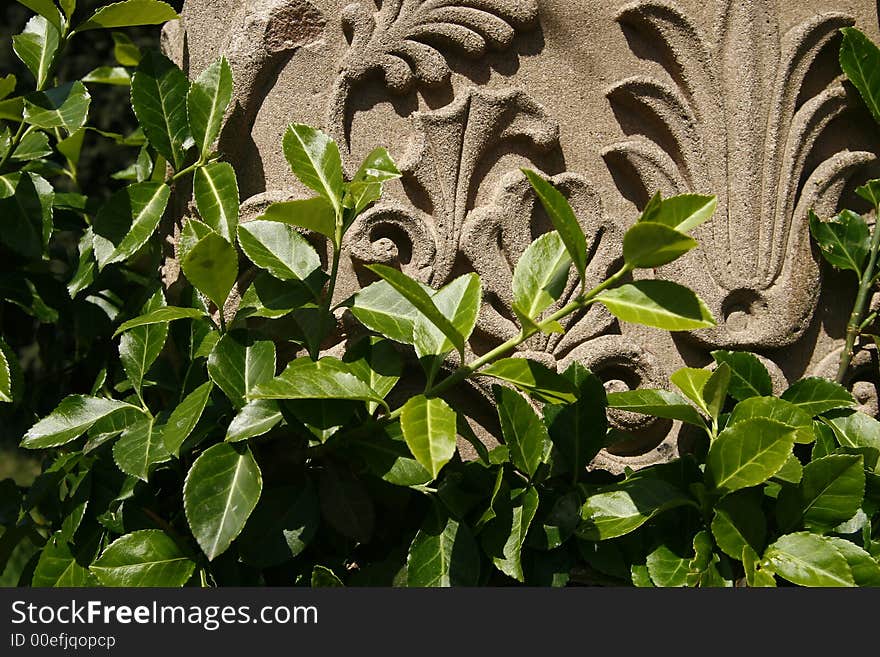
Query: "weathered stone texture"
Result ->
[[168, 0, 880, 471]]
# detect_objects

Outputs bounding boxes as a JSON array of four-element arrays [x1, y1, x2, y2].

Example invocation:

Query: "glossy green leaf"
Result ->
[[345, 147, 401, 214], [670, 367, 712, 414], [623, 222, 697, 269], [208, 334, 275, 409], [177, 217, 214, 262], [22, 395, 142, 448], [184, 442, 262, 561], [400, 395, 457, 479], [163, 381, 213, 456], [596, 280, 716, 331], [0, 172, 53, 259], [352, 422, 431, 487], [826, 536, 880, 587], [406, 509, 480, 587], [481, 486, 539, 582], [606, 389, 705, 427], [728, 396, 814, 445], [579, 477, 696, 540], [238, 483, 318, 568], [32, 533, 94, 587], [112, 416, 170, 482], [114, 307, 206, 336], [494, 386, 548, 478], [131, 51, 190, 170], [707, 418, 797, 492], [702, 362, 731, 420], [413, 273, 481, 358], [187, 56, 232, 157], [343, 336, 402, 413], [764, 532, 855, 587], [12, 130, 52, 160], [743, 546, 777, 587], [645, 194, 717, 233], [0, 338, 13, 403], [799, 454, 865, 532], [194, 162, 239, 242], [93, 182, 171, 269], [366, 264, 465, 357], [119, 290, 167, 400], [15, 1, 64, 33], [238, 220, 321, 283], [545, 363, 607, 474], [781, 377, 855, 416], [260, 197, 336, 241], [822, 409, 880, 453], [23, 81, 90, 133], [181, 232, 238, 309], [809, 210, 870, 274], [709, 350, 772, 401], [480, 358, 577, 405], [512, 231, 572, 320], [226, 400, 282, 442], [646, 545, 689, 587], [251, 356, 386, 409], [13, 16, 60, 90], [840, 27, 880, 125], [282, 123, 343, 215], [236, 274, 314, 320], [82, 66, 131, 86], [0, 74, 15, 101], [76, 0, 179, 32], [710, 489, 766, 559], [90, 530, 195, 587], [112, 31, 141, 66], [350, 279, 420, 344], [522, 170, 587, 282]]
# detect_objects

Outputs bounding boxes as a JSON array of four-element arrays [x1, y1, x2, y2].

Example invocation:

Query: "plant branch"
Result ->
[[838, 216, 880, 383]]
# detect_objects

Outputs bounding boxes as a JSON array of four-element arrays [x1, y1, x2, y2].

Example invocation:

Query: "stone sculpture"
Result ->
[[165, 0, 880, 472]]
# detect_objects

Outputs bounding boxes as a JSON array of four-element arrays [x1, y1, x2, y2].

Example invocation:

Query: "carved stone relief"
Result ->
[[166, 0, 880, 472]]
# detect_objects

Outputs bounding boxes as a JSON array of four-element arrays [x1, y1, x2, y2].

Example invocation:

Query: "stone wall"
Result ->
[[165, 0, 880, 472]]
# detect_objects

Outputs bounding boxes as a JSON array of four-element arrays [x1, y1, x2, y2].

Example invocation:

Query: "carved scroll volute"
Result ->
[[605, 0, 876, 349]]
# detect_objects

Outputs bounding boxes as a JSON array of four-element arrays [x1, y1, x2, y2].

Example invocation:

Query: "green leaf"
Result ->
[[522, 170, 588, 282], [90, 530, 195, 587], [112, 416, 171, 482], [115, 307, 206, 336], [119, 290, 167, 400], [282, 123, 344, 216], [479, 358, 578, 405], [112, 31, 141, 66], [184, 442, 262, 561], [646, 544, 689, 587], [400, 395, 457, 480], [226, 400, 282, 442], [512, 231, 572, 320], [366, 264, 466, 357], [702, 362, 731, 420], [23, 81, 91, 133], [76, 0, 179, 32], [0, 172, 53, 259], [22, 395, 142, 448], [187, 56, 233, 158], [743, 545, 776, 587], [407, 508, 481, 587], [131, 51, 190, 170], [596, 280, 716, 331], [809, 210, 870, 274], [579, 477, 696, 540], [238, 483, 318, 568], [207, 334, 275, 409], [93, 182, 171, 269], [345, 147, 401, 214], [670, 367, 712, 414], [825, 537, 880, 587], [707, 418, 797, 492], [645, 194, 717, 233], [606, 389, 705, 427], [181, 232, 239, 309], [764, 532, 855, 587], [710, 350, 773, 400], [494, 386, 549, 478], [840, 27, 880, 125], [238, 220, 321, 283], [250, 356, 387, 409], [728, 396, 814, 445], [481, 486, 539, 582], [351, 422, 432, 487], [194, 162, 239, 242], [12, 130, 52, 161], [311, 565, 344, 587], [15, 1, 64, 33], [237, 274, 313, 320], [545, 363, 607, 474], [710, 488, 766, 559], [13, 16, 60, 90], [163, 381, 213, 456], [0, 74, 16, 101], [318, 466, 374, 542], [32, 533, 94, 587], [799, 454, 865, 532], [781, 377, 855, 416], [260, 197, 336, 241], [82, 65, 131, 86], [413, 273, 481, 359], [623, 222, 697, 269], [350, 279, 419, 344], [343, 336, 402, 413], [822, 409, 880, 453], [0, 338, 14, 403], [178, 217, 214, 261]]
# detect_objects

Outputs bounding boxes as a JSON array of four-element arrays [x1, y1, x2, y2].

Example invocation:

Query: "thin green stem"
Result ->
[[0, 121, 27, 172], [313, 232, 343, 360], [169, 161, 201, 183], [837, 213, 880, 383]]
